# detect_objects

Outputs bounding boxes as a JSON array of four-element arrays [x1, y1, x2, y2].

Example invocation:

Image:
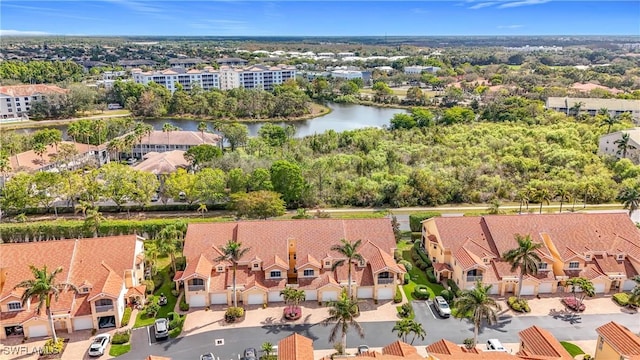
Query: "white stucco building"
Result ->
[[598, 128, 640, 164], [0, 85, 68, 121]]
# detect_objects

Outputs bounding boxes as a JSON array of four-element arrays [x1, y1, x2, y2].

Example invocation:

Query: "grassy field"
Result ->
[[560, 341, 585, 357], [134, 257, 179, 328], [398, 240, 444, 301], [109, 343, 131, 357]]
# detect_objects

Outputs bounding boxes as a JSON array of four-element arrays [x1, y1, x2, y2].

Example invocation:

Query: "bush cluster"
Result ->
[[225, 306, 245, 322], [562, 297, 586, 312], [426, 268, 438, 283], [403, 273, 410, 285], [409, 212, 442, 232], [41, 338, 65, 355], [399, 303, 414, 318], [112, 330, 131, 345], [398, 260, 413, 272], [393, 286, 403, 303], [283, 306, 302, 320], [507, 296, 531, 312], [413, 285, 430, 300], [440, 289, 454, 302], [121, 307, 132, 327], [612, 293, 630, 306], [179, 296, 190, 311], [447, 279, 460, 296]]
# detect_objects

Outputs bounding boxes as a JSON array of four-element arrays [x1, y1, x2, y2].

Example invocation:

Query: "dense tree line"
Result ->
[[0, 60, 85, 84]]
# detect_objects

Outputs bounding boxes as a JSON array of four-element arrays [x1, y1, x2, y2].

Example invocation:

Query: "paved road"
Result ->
[[122, 305, 640, 360]]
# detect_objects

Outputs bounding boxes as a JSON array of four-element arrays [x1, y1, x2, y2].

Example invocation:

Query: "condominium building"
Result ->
[[222, 65, 297, 91], [0, 85, 68, 120], [404, 66, 441, 75], [546, 97, 640, 122], [131, 67, 220, 93], [598, 128, 640, 164]]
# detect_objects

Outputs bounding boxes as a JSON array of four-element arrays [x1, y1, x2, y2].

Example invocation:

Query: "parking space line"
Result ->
[[425, 300, 437, 319], [147, 326, 152, 346]]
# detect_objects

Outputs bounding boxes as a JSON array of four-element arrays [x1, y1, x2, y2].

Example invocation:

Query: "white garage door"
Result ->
[[488, 284, 499, 295], [268, 291, 284, 302], [321, 291, 338, 302], [304, 290, 317, 301], [377, 288, 393, 300], [73, 317, 93, 331], [357, 287, 373, 299], [210, 293, 227, 305], [594, 283, 606, 294], [28, 325, 48, 338], [247, 293, 264, 305], [190, 295, 206, 307], [538, 282, 553, 294], [623, 279, 637, 291], [519, 284, 535, 296]]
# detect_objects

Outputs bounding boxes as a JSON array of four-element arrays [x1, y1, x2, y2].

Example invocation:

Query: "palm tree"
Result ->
[[14, 266, 79, 344], [523, 184, 536, 211], [156, 225, 182, 274], [535, 187, 553, 214], [614, 133, 636, 159], [600, 112, 619, 134], [617, 186, 640, 216], [67, 122, 81, 143], [516, 189, 529, 214], [107, 138, 124, 161], [84, 207, 105, 237], [162, 123, 180, 148], [565, 277, 595, 311], [144, 242, 160, 276], [568, 101, 583, 117], [94, 119, 106, 146], [503, 234, 543, 299], [628, 276, 640, 307], [33, 142, 47, 164], [556, 186, 572, 213], [197, 121, 208, 144], [215, 240, 250, 308], [487, 199, 502, 215], [330, 239, 364, 299], [261, 342, 275, 357], [454, 280, 501, 347], [322, 289, 364, 354], [392, 319, 426, 345], [197, 203, 208, 218]]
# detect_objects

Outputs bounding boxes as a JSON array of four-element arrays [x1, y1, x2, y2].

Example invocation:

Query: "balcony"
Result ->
[[188, 285, 205, 292], [466, 276, 483, 282], [95, 305, 114, 313], [377, 278, 394, 284]]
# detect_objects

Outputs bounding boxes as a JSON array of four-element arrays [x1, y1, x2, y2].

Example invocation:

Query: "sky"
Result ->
[[1, 0, 639, 37]]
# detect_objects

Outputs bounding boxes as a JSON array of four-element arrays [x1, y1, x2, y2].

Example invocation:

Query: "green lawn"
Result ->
[[134, 258, 179, 328], [109, 343, 131, 357], [400, 246, 444, 301], [560, 341, 585, 357]]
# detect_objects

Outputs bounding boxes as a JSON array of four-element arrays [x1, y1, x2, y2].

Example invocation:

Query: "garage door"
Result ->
[[519, 284, 535, 296], [488, 284, 499, 295], [623, 279, 637, 291], [321, 291, 338, 302], [304, 290, 317, 301], [377, 288, 393, 300], [594, 283, 606, 294], [28, 325, 48, 338], [247, 293, 264, 305], [538, 282, 553, 294], [268, 291, 284, 302], [73, 317, 93, 331], [357, 287, 373, 299], [210, 293, 227, 305], [190, 295, 206, 307]]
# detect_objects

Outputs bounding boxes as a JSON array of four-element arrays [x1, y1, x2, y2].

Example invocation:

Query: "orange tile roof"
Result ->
[[382, 341, 420, 357], [0, 84, 67, 97], [278, 333, 314, 360], [596, 322, 640, 356], [518, 325, 573, 360], [426, 339, 479, 355], [593, 255, 626, 274], [133, 150, 189, 175], [296, 254, 321, 269], [136, 131, 220, 146], [145, 356, 172, 360], [9, 141, 97, 172]]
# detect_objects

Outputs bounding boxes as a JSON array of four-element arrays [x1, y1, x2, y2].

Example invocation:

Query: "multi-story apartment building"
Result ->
[[0, 85, 67, 121], [168, 58, 205, 68], [0, 235, 146, 340], [599, 128, 640, 164], [175, 219, 405, 308], [132, 65, 296, 93], [125, 130, 220, 159], [8, 142, 109, 175], [546, 97, 640, 122], [404, 66, 441, 75]]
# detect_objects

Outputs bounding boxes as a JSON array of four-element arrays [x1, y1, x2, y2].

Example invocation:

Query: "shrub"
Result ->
[[121, 307, 132, 326], [143, 279, 155, 294], [145, 303, 160, 317], [463, 338, 475, 350], [399, 260, 413, 272], [409, 212, 441, 232], [415, 259, 428, 271], [412, 242, 431, 266], [507, 296, 531, 312], [225, 306, 245, 322], [440, 289, 454, 302], [152, 273, 164, 291], [283, 305, 302, 320], [168, 313, 184, 330], [112, 330, 131, 345], [394, 249, 403, 262], [413, 285, 430, 300], [403, 273, 410, 285], [171, 289, 179, 297], [42, 338, 64, 356], [179, 298, 189, 312], [562, 297, 586, 312], [393, 286, 403, 303], [426, 268, 437, 283], [399, 302, 414, 318], [612, 293, 630, 306], [447, 279, 460, 297], [175, 256, 187, 271]]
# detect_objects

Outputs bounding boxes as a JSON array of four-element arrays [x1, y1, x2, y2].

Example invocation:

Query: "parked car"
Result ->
[[487, 339, 507, 352], [434, 296, 451, 318], [88, 333, 111, 357], [200, 353, 215, 360], [357, 345, 370, 354], [154, 318, 169, 339], [243, 347, 258, 360]]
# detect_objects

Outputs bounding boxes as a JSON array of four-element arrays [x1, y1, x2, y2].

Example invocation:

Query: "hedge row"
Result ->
[[409, 212, 442, 232], [3, 202, 227, 216]]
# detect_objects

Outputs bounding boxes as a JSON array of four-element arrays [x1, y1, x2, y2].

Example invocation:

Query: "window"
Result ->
[[270, 271, 281, 278], [191, 278, 204, 286], [17, 108, 21, 112], [538, 263, 548, 270], [433, 244, 436, 250], [79, 287, 90, 294], [585, 254, 591, 260], [303, 269, 314, 277], [568, 261, 579, 269], [253, 263, 259, 268], [325, 261, 331, 267], [7, 302, 21, 311], [617, 254, 624, 260], [598, 336, 604, 350], [217, 266, 224, 272], [95, 299, 112, 307]]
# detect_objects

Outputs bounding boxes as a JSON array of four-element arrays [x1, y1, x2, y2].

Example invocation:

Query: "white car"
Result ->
[[434, 296, 451, 318], [88, 333, 111, 357], [487, 339, 507, 352]]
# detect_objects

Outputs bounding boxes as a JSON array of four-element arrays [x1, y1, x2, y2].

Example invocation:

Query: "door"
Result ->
[[519, 284, 535, 296], [268, 291, 284, 302], [304, 290, 317, 301], [594, 283, 606, 294], [321, 291, 338, 302], [247, 293, 264, 305], [73, 317, 93, 331], [357, 287, 373, 299], [27, 325, 48, 338], [210, 293, 227, 305], [190, 295, 206, 307], [623, 279, 637, 291], [377, 288, 393, 300], [538, 282, 553, 294]]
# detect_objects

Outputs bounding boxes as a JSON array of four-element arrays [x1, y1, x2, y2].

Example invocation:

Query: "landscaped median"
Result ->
[[397, 240, 444, 302]]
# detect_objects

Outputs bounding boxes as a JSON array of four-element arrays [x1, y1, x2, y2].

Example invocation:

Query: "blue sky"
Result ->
[[1, 1, 639, 36]]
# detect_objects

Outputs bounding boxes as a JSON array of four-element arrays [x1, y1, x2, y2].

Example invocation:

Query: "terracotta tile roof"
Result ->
[[433, 263, 453, 272], [297, 271, 341, 290], [454, 247, 483, 270], [296, 254, 321, 269], [593, 255, 626, 274], [87, 265, 124, 301], [518, 325, 573, 360], [9, 141, 97, 172], [429, 217, 487, 253], [580, 264, 606, 280], [360, 241, 404, 274], [264, 255, 289, 270], [278, 333, 314, 360], [172, 271, 184, 281], [145, 356, 172, 360], [426, 339, 479, 355], [596, 321, 640, 356], [492, 261, 518, 279], [382, 341, 420, 357], [71, 294, 92, 317], [126, 285, 147, 297], [0, 84, 67, 97], [136, 131, 221, 146], [133, 150, 189, 175], [0, 308, 37, 325]]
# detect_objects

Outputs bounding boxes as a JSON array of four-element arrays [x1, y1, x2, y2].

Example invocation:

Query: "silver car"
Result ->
[[154, 318, 169, 339], [88, 333, 111, 357], [434, 296, 451, 318]]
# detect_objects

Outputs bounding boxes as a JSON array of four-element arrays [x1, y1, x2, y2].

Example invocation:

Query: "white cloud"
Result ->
[[469, 2, 498, 9], [497, 0, 551, 8], [0, 29, 50, 36], [497, 24, 524, 29]]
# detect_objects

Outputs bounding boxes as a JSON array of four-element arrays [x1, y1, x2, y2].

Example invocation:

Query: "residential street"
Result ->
[[121, 308, 640, 360]]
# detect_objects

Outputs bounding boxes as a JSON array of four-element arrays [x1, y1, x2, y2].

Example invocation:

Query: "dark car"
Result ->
[[200, 353, 215, 360], [243, 347, 258, 360]]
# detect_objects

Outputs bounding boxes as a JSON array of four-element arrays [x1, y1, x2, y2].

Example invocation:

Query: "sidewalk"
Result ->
[[499, 293, 634, 317]]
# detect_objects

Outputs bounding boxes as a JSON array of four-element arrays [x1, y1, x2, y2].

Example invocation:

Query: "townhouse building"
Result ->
[[0, 235, 146, 340], [598, 128, 640, 164], [126, 131, 220, 160], [595, 322, 640, 360], [8, 141, 109, 175], [423, 213, 640, 297], [546, 97, 640, 122], [175, 219, 405, 308], [0, 85, 68, 121]]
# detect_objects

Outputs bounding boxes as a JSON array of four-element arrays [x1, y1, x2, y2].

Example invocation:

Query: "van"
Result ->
[[487, 339, 506, 352]]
